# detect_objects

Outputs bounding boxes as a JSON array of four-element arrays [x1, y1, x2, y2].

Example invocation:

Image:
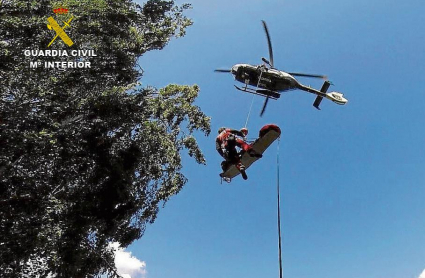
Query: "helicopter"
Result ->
[[215, 21, 348, 116]]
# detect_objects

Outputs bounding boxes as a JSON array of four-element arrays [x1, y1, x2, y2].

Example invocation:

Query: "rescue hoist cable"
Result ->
[[244, 68, 265, 128], [244, 94, 255, 128], [276, 138, 283, 278]]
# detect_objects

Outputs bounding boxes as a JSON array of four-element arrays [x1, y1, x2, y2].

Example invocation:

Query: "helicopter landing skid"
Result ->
[[234, 85, 280, 99]]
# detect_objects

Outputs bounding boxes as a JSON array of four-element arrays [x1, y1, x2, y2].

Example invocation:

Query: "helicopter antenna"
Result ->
[[262, 57, 272, 68]]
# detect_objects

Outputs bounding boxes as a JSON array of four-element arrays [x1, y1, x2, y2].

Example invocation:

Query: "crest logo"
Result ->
[[47, 6, 74, 47], [24, 6, 97, 69]]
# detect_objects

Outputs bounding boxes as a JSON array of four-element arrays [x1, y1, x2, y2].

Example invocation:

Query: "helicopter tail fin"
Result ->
[[313, 96, 323, 110], [313, 80, 331, 110]]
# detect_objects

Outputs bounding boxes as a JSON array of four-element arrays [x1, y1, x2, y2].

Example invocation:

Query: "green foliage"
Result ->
[[0, 0, 210, 277]]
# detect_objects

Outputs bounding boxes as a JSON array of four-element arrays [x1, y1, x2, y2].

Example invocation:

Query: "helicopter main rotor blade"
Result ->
[[214, 69, 232, 73], [260, 96, 270, 117], [261, 20, 274, 68], [288, 72, 328, 79]]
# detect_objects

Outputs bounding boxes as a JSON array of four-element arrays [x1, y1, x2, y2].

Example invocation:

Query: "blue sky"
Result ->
[[120, 1, 425, 278]]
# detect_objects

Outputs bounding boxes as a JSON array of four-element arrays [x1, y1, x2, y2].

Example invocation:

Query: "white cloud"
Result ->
[[419, 269, 425, 278], [109, 242, 146, 278]]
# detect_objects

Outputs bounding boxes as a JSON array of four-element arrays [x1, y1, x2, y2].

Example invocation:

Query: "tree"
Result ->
[[0, 1, 210, 277]]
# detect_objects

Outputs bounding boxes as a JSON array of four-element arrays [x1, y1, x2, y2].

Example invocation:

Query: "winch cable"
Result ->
[[241, 67, 283, 277], [244, 94, 256, 129], [244, 68, 265, 128], [242, 71, 283, 278], [276, 137, 283, 278]]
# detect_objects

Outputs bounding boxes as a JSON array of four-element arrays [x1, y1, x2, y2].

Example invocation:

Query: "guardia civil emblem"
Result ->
[[47, 6, 74, 47]]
